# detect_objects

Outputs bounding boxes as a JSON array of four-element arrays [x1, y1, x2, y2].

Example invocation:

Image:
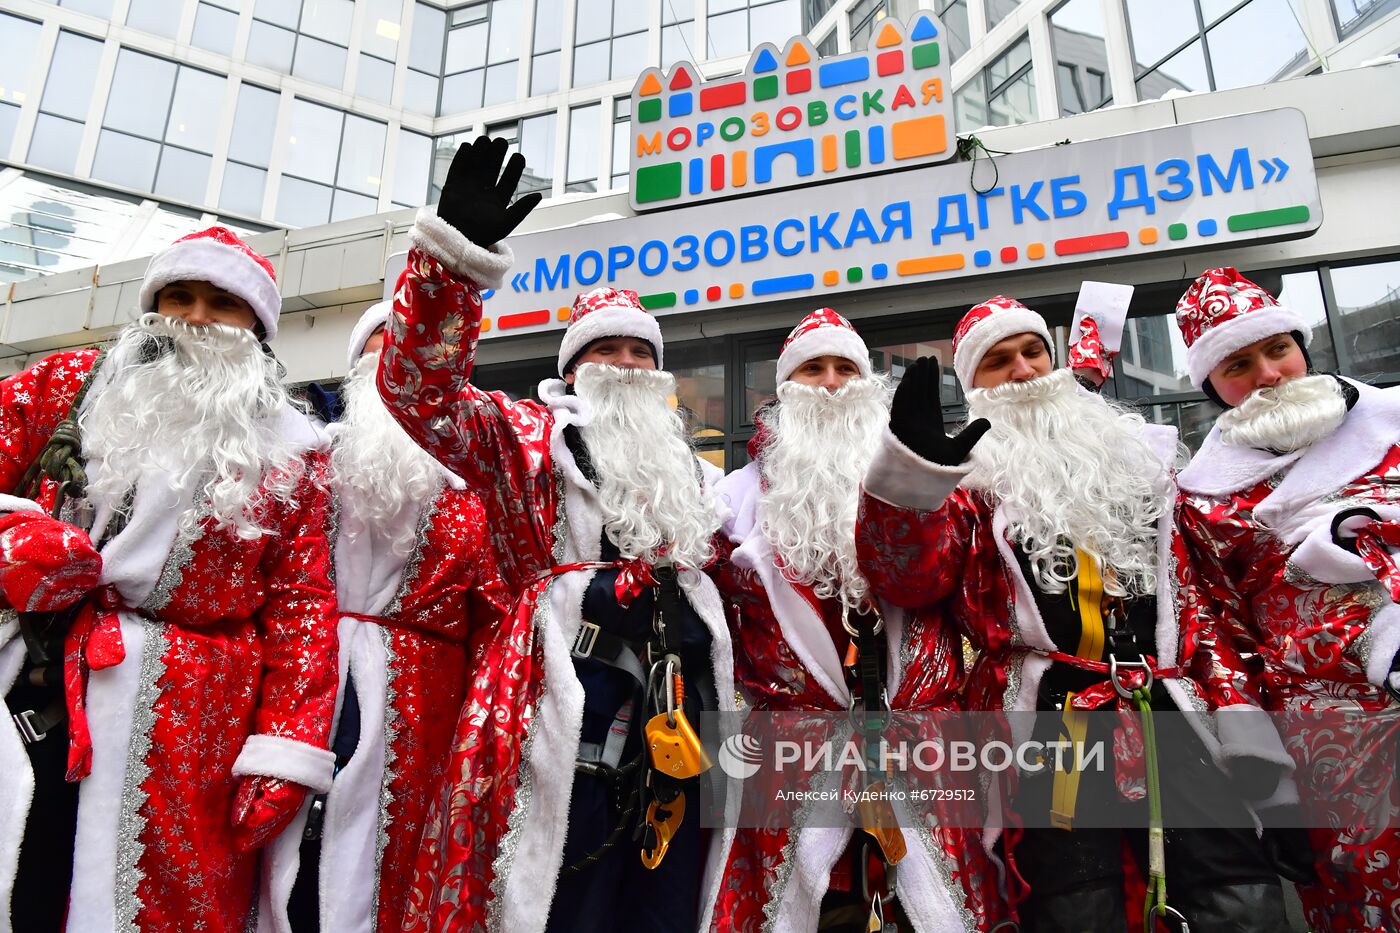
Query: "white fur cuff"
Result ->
[[1365, 603, 1400, 688], [1216, 704, 1296, 770], [232, 734, 336, 793], [862, 427, 969, 512], [0, 495, 44, 515], [411, 206, 515, 290]]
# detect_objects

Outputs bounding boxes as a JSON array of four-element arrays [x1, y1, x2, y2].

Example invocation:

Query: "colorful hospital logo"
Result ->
[[628, 13, 956, 211]]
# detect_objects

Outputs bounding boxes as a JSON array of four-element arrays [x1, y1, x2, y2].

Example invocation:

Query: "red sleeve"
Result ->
[[251, 453, 339, 751], [1174, 493, 1265, 709], [856, 489, 981, 612], [0, 349, 101, 498], [377, 245, 555, 588]]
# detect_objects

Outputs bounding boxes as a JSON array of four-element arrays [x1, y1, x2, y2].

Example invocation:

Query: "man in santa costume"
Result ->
[[855, 295, 1296, 932], [707, 308, 1011, 932], [0, 226, 339, 932], [253, 301, 509, 933], [375, 136, 735, 933], [1173, 266, 1400, 931]]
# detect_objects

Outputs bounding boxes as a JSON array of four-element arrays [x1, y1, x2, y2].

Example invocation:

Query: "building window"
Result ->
[[955, 33, 1035, 129], [1330, 258, 1400, 382], [93, 50, 227, 205], [1126, 0, 1310, 100], [356, 0, 403, 104], [574, 0, 649, 87], [125, 0, 183, 38], [532, 0, 563, 94], [1049, 0, 1112, 116], [566, 103, 601, 193], [707, 0, 801, 61], [247, 0, 355, 91], [663, 0, 698, 70], [611, 97, 630, 190], [406, 3, 447, 115], [0, 13, 43, 158], [440, 0, 523, 114], [1331, 0, 1400, 37], [220, 82, 278, 217], [28, 30, 104, 175], [985, 0, 1023, 30], [275, 98, 386, 227], [393, 128, 433, 209], [849, 0, 888, 50], [49, 0, 114, 17], [191, 1, 241, 57], [486, 112, 557, 194]]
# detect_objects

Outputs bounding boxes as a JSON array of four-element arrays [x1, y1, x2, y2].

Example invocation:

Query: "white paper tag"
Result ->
[[1069, 281, 1134, 354]]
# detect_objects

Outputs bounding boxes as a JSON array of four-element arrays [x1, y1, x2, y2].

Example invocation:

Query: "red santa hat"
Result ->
[[775, 308, 873, 383], [1175, 267, 1310, 389], [951, 295, 1052, 390], [557, 286, 663, 376], [346, 300, 392, 369], [138, 226, 282, 339]]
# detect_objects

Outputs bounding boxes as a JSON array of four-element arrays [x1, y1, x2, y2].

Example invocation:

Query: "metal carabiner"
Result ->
[[1109, 655, 1153, 700], [841, 600, 886, 638], [1149, 903, 1190, 931]]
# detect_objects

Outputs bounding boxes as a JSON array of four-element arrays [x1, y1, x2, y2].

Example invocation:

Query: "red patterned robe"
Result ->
[[0, 348, 339, 933], [853, 420, 1295, 839], [257, 477, 510, 933], [375, 206, 736, 933], [1176, 377, 1400, 931], [707, 456, 1011, 932]]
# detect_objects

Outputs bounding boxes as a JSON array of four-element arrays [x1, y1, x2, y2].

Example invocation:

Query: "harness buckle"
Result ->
[[572, 621, 601, 660], [1109, 655, 1153, 700], [13, 708, 47, 745]]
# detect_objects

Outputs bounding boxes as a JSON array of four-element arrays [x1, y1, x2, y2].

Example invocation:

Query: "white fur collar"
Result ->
[[1179, 378, 1400, 502]]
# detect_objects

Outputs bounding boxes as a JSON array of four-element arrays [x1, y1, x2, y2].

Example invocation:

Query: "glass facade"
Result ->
[[1125, 0, 1312, 99], [1, 0, 1391, 263]]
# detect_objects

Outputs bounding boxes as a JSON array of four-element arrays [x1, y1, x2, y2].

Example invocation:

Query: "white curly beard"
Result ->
[[574, 363, 719, 569], [756, 375, 891, 607], [79, 312, 301, 540], [330, 353, 448, 557], [964, 368, 1173, 598], [1217, 374, 1347, 453]]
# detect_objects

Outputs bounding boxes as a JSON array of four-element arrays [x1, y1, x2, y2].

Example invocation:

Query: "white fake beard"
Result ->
[[79, 312, 301, 540], [574, 363, 719, 569], [1217, 374, 1347, 453], [330, 353, 447, 557], [756, 375, 891, 607], [964, 368, 1172, 598]]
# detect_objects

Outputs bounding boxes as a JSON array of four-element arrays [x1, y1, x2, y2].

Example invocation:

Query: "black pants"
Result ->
[[6, 679, 79, 932], [546, 774, 702, 933], [1015, 718, 1285, 933]]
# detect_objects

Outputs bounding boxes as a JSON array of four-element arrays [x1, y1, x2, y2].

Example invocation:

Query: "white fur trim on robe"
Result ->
[[863, 428, 970, 512], [0, 495, 42, 515], [233, 735, 336, 793], [1179, 378, 1400, 503], [410, 206, 514, 290], [490, 378, 737, 933]]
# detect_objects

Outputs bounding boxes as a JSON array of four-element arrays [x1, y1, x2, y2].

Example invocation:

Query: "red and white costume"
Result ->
[[855, 299, 1283, 762], [707, 311, 1007, 932], [257, 301, 511, 933], [1173, 267, 1400, 930], [0, 349, 338, 932], [374, 207, 736, 933]]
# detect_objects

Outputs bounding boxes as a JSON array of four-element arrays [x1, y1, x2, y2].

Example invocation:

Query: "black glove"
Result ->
[[888, 356, 990, 467], [437, 135, 543, 248], [1257, 804, 1319, 884]]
